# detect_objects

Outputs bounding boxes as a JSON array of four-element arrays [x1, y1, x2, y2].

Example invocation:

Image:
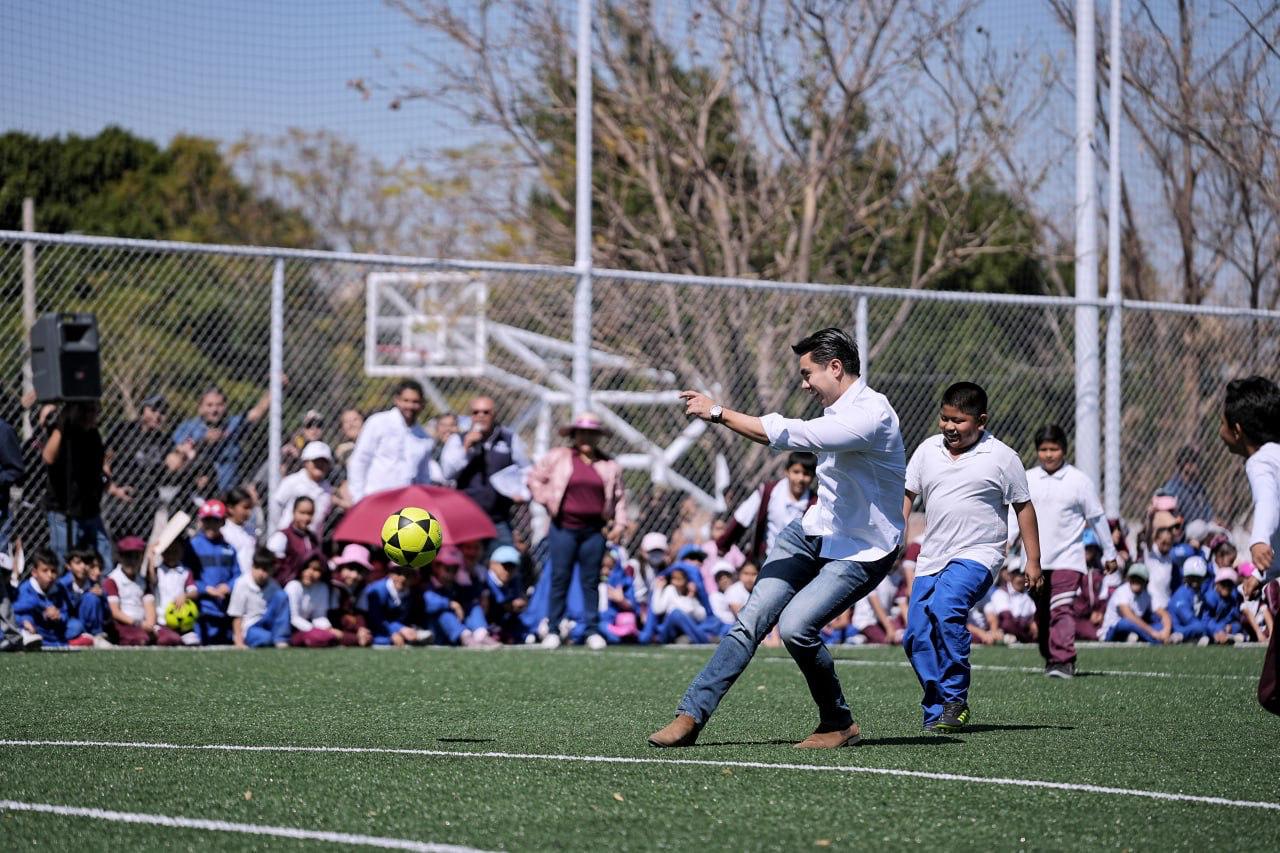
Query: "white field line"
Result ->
[[3, 739, 1276, 813], [0, 799, 494, 853], [617, 648, 1257, 681]]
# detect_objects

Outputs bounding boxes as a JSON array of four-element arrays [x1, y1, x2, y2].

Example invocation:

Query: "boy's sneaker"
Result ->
[[585, 633, 607, 651], [68, 634, 96, 648], [932, 702, 970, 733], [93, 634, 114, 649], [540, 634, 562, 650], [1169, 632, 1184, 644], [20, 630, 42, 650], [1196, 635, 1211, 647], [1045, 662, 1074, 679]]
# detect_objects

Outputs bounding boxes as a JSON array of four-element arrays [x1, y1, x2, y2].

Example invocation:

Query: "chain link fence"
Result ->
[[3, 232, 1278, 559]]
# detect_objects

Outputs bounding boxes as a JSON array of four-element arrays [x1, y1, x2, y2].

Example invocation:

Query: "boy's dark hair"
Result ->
[[252, 547, 277, 571], [31, 547, 59, 570], [791, 328, 860, 377], [394, 378, 425, 398], [67, 548, 97, 565], [1033, 423, 1068, 450], [1224, 376, 1280, 446], [1212, 539, 1238, 560], [786, 451, 818, 474], [225, 486, 252, 507], [941, 382, 988, 417]]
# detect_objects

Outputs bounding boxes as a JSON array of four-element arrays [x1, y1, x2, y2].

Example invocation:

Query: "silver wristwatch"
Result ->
[[709, 404, 723, 424]]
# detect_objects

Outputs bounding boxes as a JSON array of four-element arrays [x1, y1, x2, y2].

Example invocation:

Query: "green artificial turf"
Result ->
[[0, 644, 1276, 851]]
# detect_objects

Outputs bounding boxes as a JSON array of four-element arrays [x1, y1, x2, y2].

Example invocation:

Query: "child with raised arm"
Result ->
[[902, 382, 1041, 733]]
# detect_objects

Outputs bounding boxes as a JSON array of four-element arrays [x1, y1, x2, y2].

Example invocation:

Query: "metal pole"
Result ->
[[571, 0, 594, 414], [267, 259, 284, 531], [1074, 0, 1102, 487], [855, 296, 869, 380], [21, 198, 36, 439], [1104, 0, 1123, 518]]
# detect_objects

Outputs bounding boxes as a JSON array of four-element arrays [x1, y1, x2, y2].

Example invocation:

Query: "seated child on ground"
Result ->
[[106, 536, 179, 647], [650, 566, 708, 644], [1101, 563, 1175, 644], [228, 548, 292, 649], [363, 563, 428, 647], [423, 546, 494, 647], [985, 566, 1037, 644], [55, 548, 109, 647], [14, 548, 92, 648], [153, 537, 201, 646], [285, 551, 342, 647]]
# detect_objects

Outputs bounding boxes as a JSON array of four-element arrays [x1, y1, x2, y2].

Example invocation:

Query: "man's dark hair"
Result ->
[[394, 379, 425, 398], [225, 487, 252, 508], [786, 451, 818, 474], [31, 547, 59, 570], [791, 328, 859, 377], [941, 382, 988, 417], [1033, 423, 1068, 450], [252, 547, 276, 572], [1224, 376, 1280, 446], [1175, 445, 1200, 467]]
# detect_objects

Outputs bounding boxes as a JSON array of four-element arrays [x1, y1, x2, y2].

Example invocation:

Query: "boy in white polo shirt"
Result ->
[[903, 382, 1041, 733]]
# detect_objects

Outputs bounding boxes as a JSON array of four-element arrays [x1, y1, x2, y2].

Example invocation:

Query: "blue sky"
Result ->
[[2, 0, 1069, 165]]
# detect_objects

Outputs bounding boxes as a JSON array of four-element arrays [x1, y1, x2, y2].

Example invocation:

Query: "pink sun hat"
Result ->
[[559, 411, 611, 436]]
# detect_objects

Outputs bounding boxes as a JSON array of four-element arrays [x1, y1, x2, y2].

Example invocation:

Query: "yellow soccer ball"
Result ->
[[164, 599, 198, 633], [380, 506, 444, 569]]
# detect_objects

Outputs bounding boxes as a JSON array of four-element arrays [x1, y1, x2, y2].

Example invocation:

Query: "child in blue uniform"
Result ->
[[902, 383, 1042, 733]]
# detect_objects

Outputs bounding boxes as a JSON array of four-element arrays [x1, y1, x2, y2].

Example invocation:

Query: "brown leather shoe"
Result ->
[[794, 723, 862, 749], [647, 714, 703, 748]]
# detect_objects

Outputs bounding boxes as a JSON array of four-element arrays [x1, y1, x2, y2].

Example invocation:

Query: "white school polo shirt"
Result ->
[[906, 431, 1030, 578], [731, 477, 813, 555], [1024, 463, 1117, 572], [759, 378, 906, 562], [1246, 443, 1280, 577]]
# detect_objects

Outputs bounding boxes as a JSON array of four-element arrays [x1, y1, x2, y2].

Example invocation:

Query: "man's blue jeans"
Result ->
[[47, 512, 113, 571], [676, 519, 898, 731], [903, 559, 994, 726]]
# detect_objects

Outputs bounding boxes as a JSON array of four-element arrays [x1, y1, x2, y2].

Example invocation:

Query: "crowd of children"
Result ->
[[2, 404, 1276, 655]]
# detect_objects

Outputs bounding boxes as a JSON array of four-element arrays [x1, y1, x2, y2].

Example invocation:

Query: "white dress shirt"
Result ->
[[346, 409, 435, 501], [906, 431, 1030, 578], [1247, 443, 1280, 578], [438, 428, 531, 487], [271, 468, 333, 533], [1022, 463, 1117, 572], [759, 378, 906, 562]]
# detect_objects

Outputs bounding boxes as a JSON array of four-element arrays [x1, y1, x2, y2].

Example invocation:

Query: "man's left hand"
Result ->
[[679, 391, 715, 421]]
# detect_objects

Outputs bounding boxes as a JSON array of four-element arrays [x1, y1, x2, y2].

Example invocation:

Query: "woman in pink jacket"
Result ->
[[528, 412, 629, 650]]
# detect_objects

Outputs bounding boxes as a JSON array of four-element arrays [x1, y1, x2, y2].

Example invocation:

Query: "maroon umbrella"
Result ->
[[333, 485, 498, 547]]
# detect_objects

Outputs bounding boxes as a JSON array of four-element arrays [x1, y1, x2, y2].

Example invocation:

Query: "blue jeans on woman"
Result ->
[[47, 512, 113, 571], [545, 522, 606, 641], [676, 519, 898, 731]]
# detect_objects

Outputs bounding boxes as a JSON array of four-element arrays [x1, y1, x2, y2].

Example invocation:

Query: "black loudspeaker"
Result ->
[[31, 312, 101, 402]]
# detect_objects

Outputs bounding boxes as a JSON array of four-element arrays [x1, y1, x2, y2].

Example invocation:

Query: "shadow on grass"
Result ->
[[961, 723, 1074, 733], [699, 735, 961, 747]]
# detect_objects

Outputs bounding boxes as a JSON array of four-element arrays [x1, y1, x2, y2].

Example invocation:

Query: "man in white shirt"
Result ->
[[650, 327, 905, 750], [901, 382, 1041, 734], [1018, 423, 1118, 679], [1218, 375, 1280, 714], [270, 441, 334, 533], [346, 381, 434, 502]]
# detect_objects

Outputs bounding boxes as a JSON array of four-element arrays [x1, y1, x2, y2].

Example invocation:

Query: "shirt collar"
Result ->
[[824, 377, 868, 414], [938, 430, 994, 458]]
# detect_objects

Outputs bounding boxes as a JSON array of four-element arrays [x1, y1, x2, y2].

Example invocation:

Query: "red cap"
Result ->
[[116, 535, 147, 553], [198, 499, 227, 520]]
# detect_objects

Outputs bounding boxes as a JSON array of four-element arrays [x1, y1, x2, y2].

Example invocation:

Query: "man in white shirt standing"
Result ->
[[1019, 423, 1117, 679], [270, 441, 334, 534], [346, 380, 434, 502], [649, 328, 905, 750]]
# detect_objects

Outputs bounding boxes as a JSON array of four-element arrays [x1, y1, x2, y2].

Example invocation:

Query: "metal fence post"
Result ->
[[267, 258, 284, 530], [21, 197, 36, 440], [1074, 0, 1102, 487], [1104, 0, 1124, 517], [571, 0, 593, 414], [855, 295, 869, 380]]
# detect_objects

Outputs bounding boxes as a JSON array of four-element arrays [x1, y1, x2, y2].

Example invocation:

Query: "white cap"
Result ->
[[712, 560, 736, 577], [1182, 555, 1208, 578], [301, 441, 333, 463], [640, 532, 669, 553]]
